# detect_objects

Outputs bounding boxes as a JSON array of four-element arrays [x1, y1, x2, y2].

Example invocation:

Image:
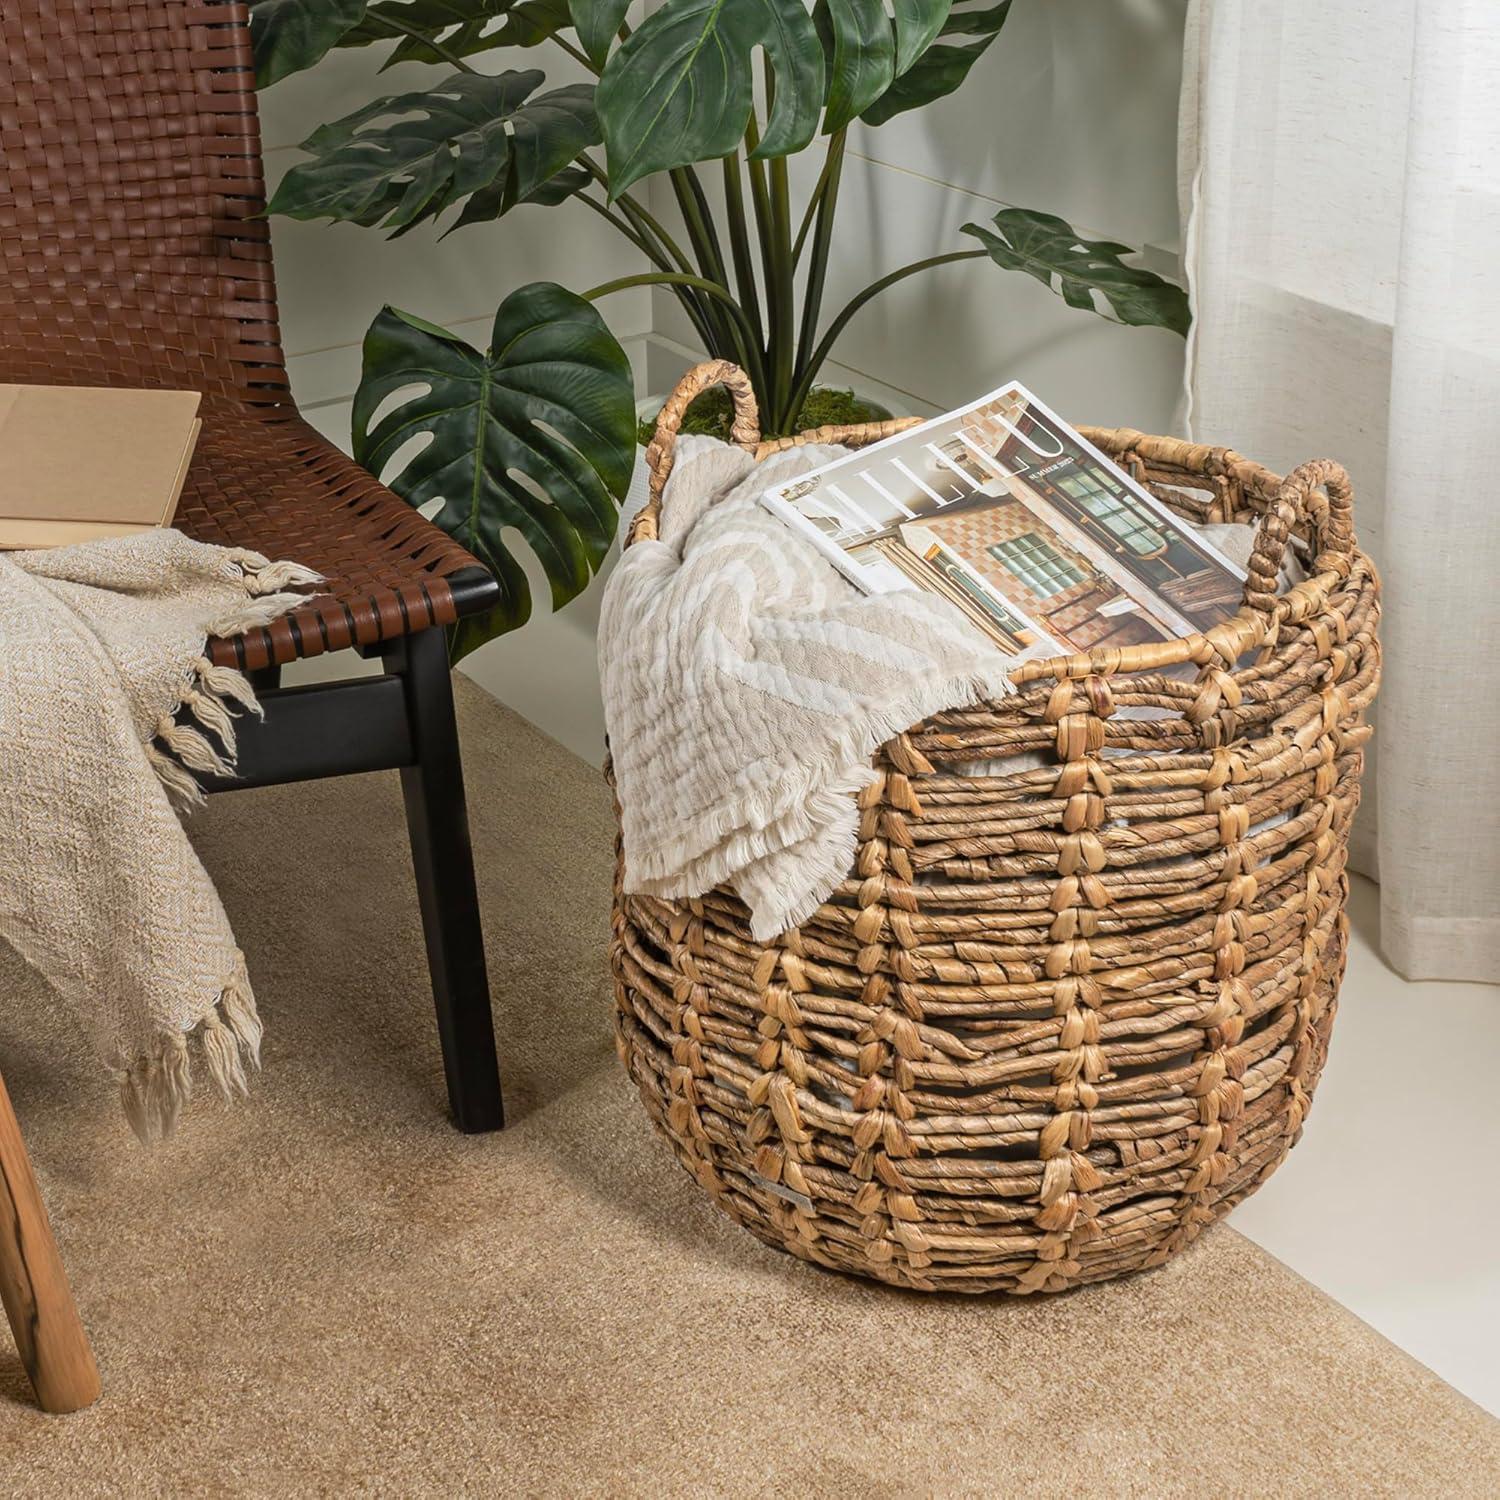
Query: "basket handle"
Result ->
[[1240, 458, 1357, 614], [627, 360, 761, 547]]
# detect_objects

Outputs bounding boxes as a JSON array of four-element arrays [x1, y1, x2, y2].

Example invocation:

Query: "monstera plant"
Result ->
[[251, 0, 1188, 657]]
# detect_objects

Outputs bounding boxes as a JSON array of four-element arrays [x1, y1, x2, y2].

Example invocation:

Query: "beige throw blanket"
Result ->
[[0, 530, 318, 1139], [600, 436, 1015, 940]]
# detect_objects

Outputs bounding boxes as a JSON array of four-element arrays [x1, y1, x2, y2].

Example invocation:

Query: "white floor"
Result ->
[[1229, 875, 1500, 1416]]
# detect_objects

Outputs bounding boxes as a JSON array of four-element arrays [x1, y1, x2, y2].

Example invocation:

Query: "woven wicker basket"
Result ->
[[610, 360, 1380, 1294]]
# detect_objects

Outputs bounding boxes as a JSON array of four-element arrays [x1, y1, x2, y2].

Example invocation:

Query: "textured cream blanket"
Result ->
[[600, 436, 1015, 940], [0, 531, 318, 1139]]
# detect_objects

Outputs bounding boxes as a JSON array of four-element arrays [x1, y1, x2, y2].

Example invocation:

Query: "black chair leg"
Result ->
[[393, 628, 504, 1132]]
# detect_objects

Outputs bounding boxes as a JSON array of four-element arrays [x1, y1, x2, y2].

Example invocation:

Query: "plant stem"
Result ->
[[671, 168, 731, 289], [721, 151, 766, 353], [767, 155, 796, 429], [784, 249, 987, 422], [547, 33, 597, 73], [371, 15, 480, 73], [742, 116, 777, 412], [576, 194, 670, 271], [791, 129, 846, 416], [792, 138, 840, 265], [616, 197, 695, 276], [668, 168, 739, 359], [583, 271, 747, 314], [752, 53, 799, 425], [576, 151, 724, 342], [577, 155, 694, 274], [583, 272, 768, 394], [575, 194, 719, 353]]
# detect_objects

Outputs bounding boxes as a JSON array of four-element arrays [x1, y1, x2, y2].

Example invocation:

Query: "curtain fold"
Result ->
[[1180, 0, 1500, 983]]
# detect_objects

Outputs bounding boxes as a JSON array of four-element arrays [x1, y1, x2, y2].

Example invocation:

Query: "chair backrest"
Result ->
[[0, 0, 291, 416]]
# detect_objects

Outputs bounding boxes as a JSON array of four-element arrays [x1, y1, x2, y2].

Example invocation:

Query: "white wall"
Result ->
[[265, 2, 1189, 762], [650, 0, 1189, 427]]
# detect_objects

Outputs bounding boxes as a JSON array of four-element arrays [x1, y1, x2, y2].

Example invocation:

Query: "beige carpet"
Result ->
[[1, 679, 1496, 1497]]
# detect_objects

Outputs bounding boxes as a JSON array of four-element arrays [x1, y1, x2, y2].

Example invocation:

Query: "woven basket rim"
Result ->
[[630, 360, 1366, 692]]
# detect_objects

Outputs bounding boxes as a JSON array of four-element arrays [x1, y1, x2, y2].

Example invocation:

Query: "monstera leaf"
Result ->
[[446, 85, 598, 229], [862, 0, 1011, 125], [336, 0, 512, 66], [352, 286, 636, 657], [250, 0, 369, 86], [568, 0, 631, 66], [596, 0, 825, 195], [818, 0, 950, 132], [963, 207, 1190, 334], [494, 0, 575, 47], [268, 71, 599, 235]]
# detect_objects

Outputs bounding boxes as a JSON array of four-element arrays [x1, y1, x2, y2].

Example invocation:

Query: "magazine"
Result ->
[[760, 382, 1246, 661]]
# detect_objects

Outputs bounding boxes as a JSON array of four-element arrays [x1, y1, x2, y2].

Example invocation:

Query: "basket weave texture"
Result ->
[[611, 361, 1380, 1294]]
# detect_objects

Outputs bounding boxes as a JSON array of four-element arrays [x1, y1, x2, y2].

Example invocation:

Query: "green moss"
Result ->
[[636, 383, 893, 447], [796, 384, 894, 432]]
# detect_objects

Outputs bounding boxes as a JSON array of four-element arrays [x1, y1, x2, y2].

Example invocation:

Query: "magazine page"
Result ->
[[761, 382, 1246, 659]]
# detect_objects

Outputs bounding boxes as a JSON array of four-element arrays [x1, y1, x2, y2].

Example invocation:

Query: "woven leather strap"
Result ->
[[0, 0, 494, 670]]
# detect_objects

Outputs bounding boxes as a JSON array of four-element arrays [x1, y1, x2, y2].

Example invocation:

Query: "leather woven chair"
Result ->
[[0, 0, 507, 1410]]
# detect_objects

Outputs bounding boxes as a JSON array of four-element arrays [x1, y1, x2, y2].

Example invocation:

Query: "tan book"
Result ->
[[0, 384, 203, 549]]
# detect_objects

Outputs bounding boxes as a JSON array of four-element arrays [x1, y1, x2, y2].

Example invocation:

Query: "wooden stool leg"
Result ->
[[0, 1071, 100, 1412], [396, 627, 504, 1133]]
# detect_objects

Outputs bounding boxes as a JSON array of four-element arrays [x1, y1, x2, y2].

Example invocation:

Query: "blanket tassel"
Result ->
[[122, 552, 312, 1135], [119, 965, 263, 1144], [148, 654, 269, 808], [143, 552, 321, 806]]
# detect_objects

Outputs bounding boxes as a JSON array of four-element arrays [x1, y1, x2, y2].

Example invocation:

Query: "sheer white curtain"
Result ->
[[1179, 0, 1500, 982]]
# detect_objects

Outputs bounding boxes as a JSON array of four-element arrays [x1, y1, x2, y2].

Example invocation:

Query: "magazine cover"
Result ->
[[761, 383, 1246, 658]]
